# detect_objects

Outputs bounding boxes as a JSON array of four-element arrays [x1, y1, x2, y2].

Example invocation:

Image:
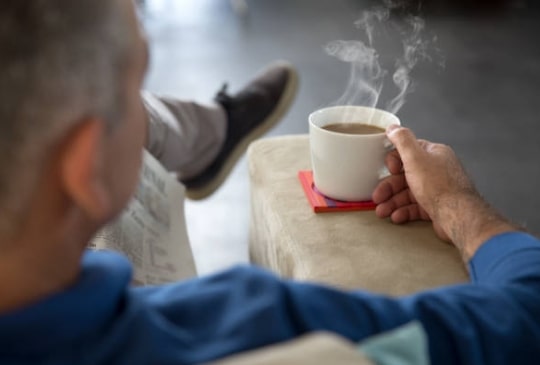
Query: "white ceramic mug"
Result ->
[[309, 105, 400, 202]]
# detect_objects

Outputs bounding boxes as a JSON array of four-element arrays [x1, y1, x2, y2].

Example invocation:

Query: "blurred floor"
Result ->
[[140, 0, 540, 275]]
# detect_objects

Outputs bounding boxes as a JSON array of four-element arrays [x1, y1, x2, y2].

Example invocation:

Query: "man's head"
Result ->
[[0, 0, 148, 240]]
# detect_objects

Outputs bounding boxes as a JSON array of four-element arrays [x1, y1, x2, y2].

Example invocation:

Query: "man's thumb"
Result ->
[[386, 125, 420, 163]]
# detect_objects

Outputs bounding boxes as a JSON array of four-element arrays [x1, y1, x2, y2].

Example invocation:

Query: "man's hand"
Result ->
[[372, 125, 475, 233], [372, 125, 519, 262]]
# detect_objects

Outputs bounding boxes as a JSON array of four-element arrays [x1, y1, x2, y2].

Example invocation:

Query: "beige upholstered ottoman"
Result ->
[[248, 135, 468, 296], [207, 333, 375, 365]]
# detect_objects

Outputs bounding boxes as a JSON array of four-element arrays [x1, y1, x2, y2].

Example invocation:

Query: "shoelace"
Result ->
[[215, 83, 233, 104]]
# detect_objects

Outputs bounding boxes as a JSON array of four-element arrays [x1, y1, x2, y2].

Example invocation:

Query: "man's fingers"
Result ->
[[386, 125, 421, 166], [385, 150, 403, 175], [390, 204, 431, 224], [372, 174, 407, 204], [375, 188, 416, 218]]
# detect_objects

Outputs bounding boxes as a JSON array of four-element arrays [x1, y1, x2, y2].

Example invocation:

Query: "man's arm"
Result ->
[[134, 234, 540, 365]]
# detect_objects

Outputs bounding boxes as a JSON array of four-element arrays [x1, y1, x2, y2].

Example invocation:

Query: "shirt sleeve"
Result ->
[[398, 232, 540, 364], [133, 232, 540, 365]]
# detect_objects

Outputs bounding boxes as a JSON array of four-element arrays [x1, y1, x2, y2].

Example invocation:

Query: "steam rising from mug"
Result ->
[[325, 2, 442, 115]]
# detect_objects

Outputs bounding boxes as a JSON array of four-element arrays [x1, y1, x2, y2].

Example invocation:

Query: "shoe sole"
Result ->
[[185, 62, 299, 200]]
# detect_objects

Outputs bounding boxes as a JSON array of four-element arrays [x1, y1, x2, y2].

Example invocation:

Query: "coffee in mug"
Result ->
[[309, 106, 400, 202], [322, 123, 385, 135]]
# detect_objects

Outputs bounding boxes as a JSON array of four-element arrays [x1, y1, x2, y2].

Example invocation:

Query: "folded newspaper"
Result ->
[[89, 150, 197, 285]]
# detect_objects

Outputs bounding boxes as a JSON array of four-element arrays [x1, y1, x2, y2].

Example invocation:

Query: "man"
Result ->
[[0, 1, 538, 365]]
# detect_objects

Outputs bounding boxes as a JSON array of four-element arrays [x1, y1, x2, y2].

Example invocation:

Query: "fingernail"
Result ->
[[386, 124, 401, 134]]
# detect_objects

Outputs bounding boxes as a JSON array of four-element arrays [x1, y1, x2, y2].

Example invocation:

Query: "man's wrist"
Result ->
[[435, 192, 521, 262]]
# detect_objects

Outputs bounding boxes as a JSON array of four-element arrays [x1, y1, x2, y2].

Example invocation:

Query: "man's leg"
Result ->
[[144, 92, 227, 183], [144, 61, 298, 200]]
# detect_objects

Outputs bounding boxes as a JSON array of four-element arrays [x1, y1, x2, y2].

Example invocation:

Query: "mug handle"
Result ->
[[378, 138, 395, 179], [384, 138, 395, 151]]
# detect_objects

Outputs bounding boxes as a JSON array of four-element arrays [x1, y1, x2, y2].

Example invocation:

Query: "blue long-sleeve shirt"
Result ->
[[0, 232, 539, 364]]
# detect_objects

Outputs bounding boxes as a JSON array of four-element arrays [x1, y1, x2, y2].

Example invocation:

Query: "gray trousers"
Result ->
[[142, 91, 227, 180]]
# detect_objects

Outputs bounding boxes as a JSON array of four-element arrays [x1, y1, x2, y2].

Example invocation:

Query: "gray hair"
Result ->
[[0, 0, 133, 236]]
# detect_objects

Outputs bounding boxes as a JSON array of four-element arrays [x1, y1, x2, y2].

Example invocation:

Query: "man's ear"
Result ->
[[60, 118, 112, 221]]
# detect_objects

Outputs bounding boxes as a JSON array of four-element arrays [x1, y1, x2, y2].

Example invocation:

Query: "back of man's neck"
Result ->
[[0, 236, 85, 314]]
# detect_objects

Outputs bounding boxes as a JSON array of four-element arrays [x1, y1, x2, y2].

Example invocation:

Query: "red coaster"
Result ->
[[298, 171, 377, 213]]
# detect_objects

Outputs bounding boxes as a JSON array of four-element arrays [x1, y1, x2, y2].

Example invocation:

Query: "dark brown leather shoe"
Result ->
[[183, 61, 298, 200]]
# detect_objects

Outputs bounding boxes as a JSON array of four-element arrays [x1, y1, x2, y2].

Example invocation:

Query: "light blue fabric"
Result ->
[[358, 321, 429, 365]]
